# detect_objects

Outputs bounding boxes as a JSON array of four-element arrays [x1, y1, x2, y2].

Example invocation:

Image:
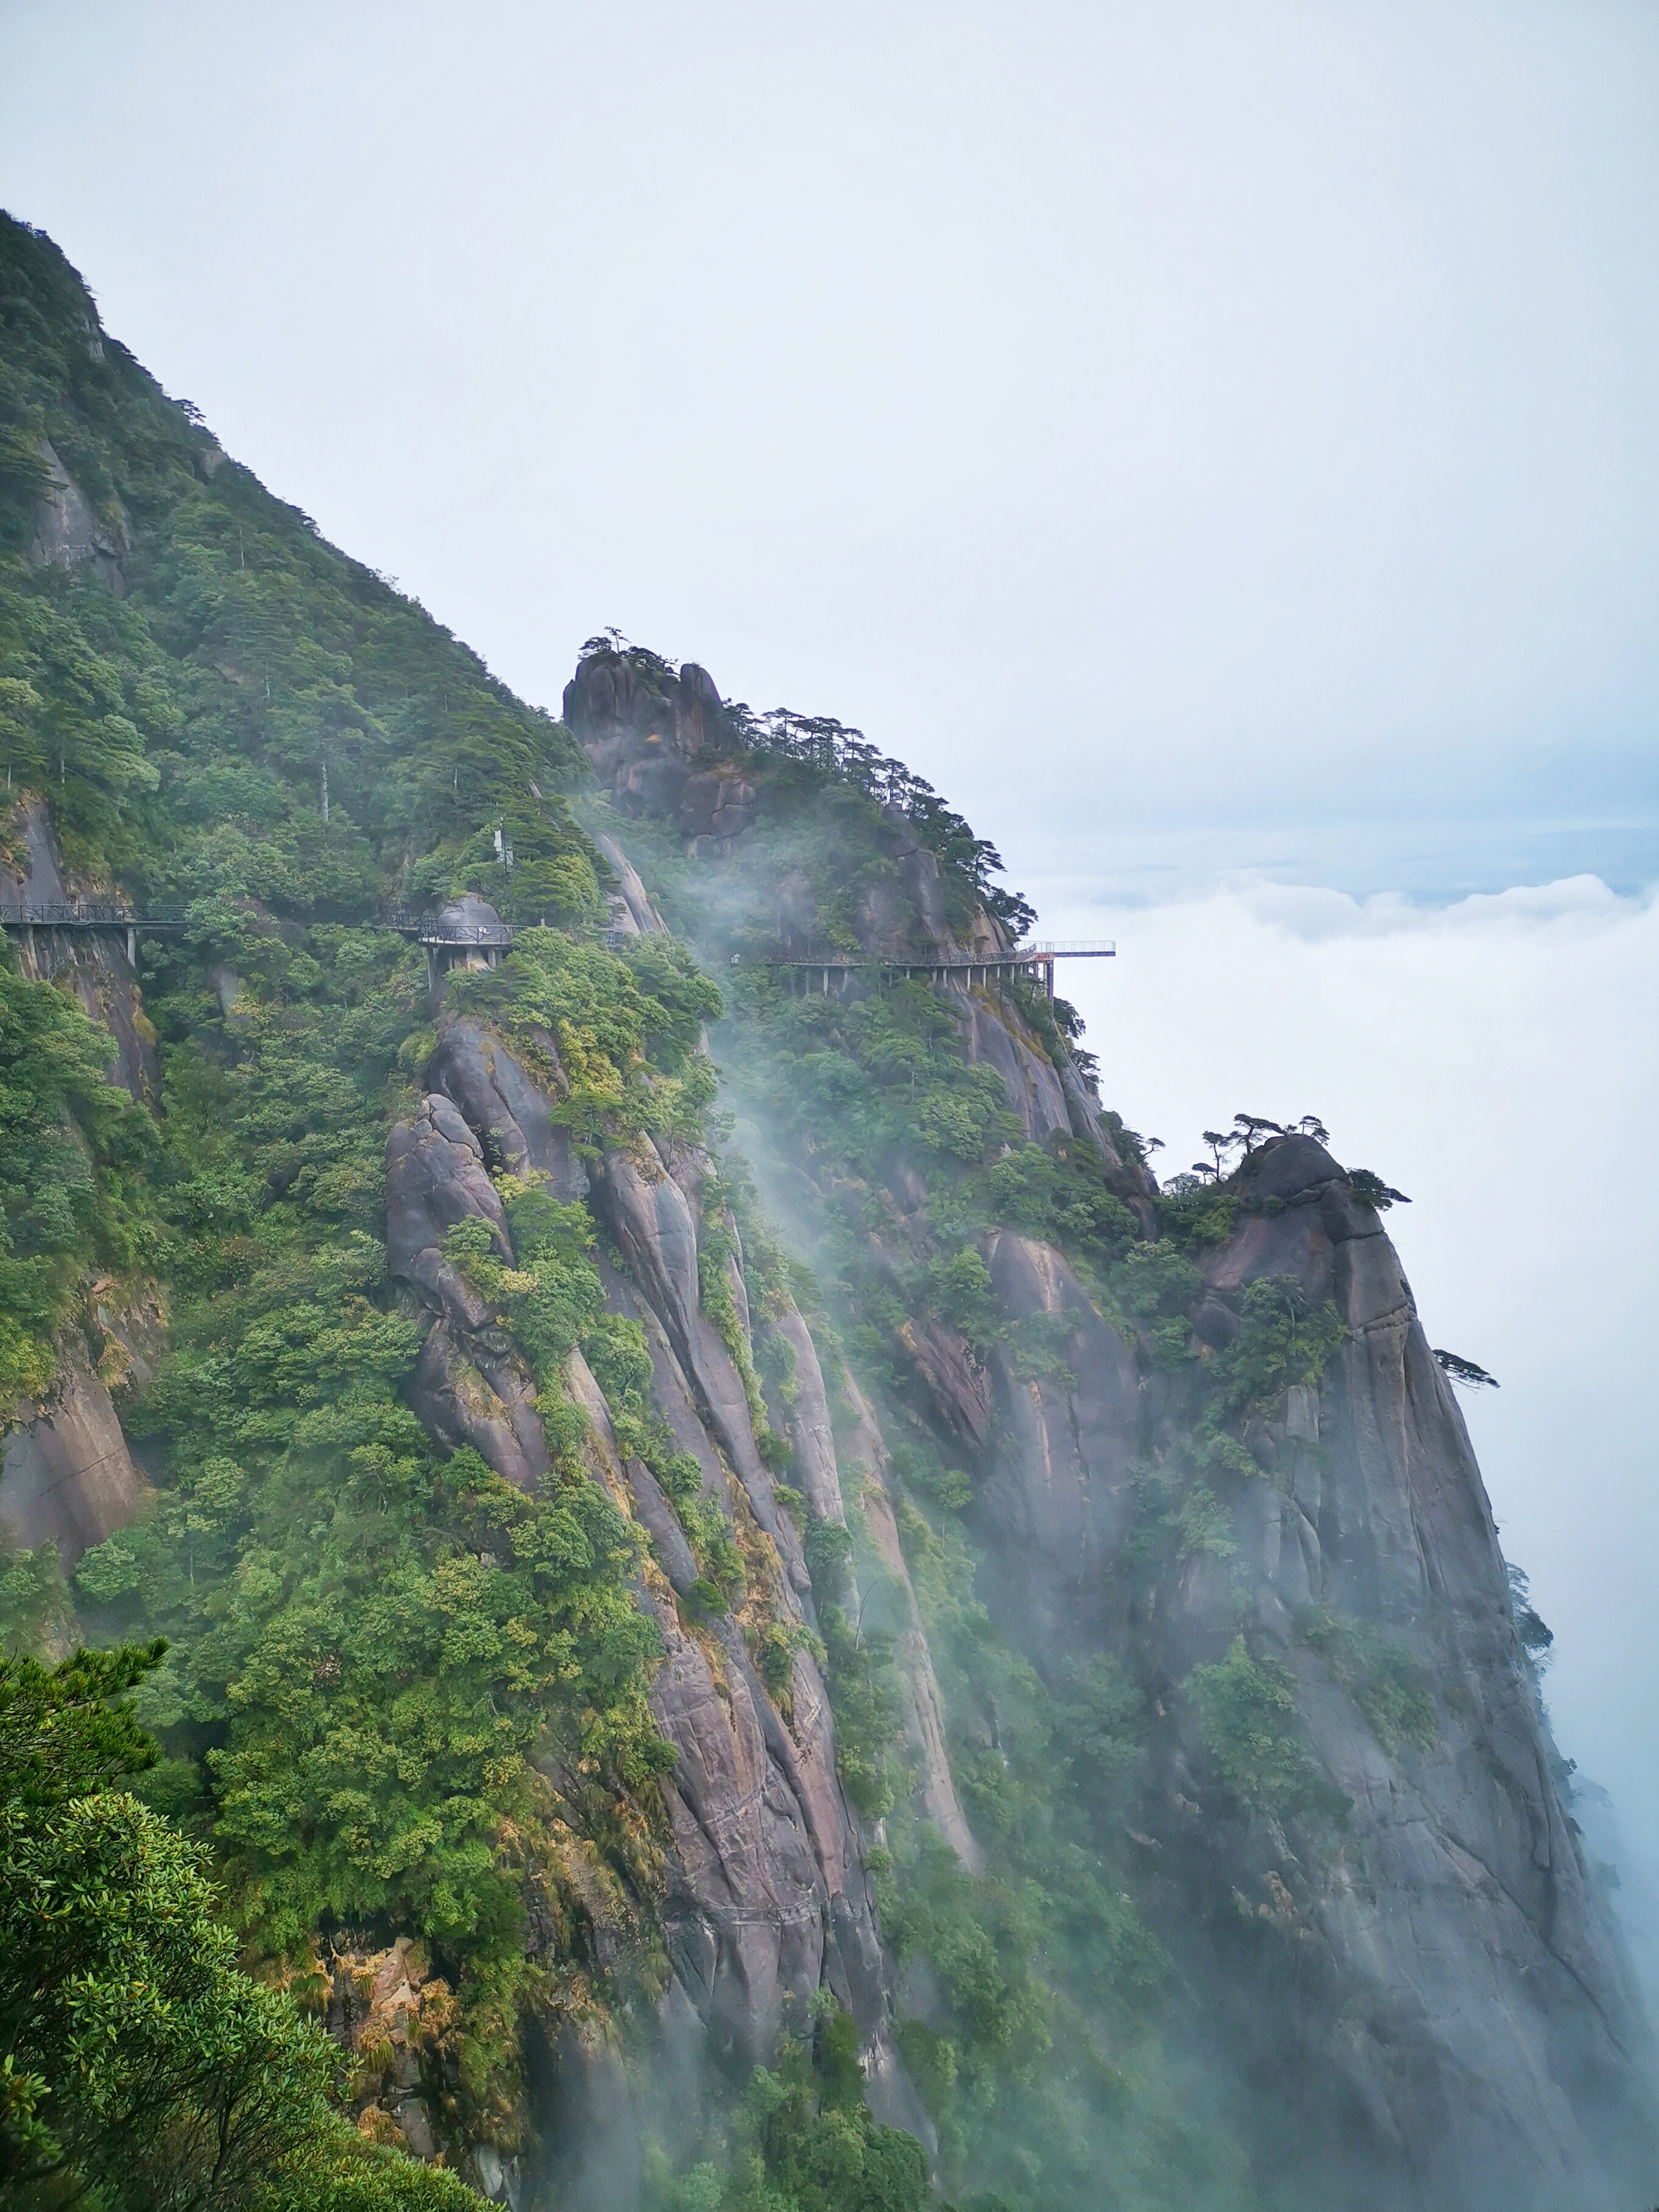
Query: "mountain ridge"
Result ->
[[0, 209, 1651, 2212]]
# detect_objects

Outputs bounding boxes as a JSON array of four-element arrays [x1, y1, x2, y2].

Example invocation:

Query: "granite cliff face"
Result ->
[[3, 208, 1653, 2211], [555, 645, 1657, 2211], [382, 1006, 914, 2139], [5, 632, 1651, 2210], [0, 796, 157, 1574]]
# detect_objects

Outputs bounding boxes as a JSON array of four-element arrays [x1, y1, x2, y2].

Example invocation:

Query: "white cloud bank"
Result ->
[[1040, 871, 1659, 1987]]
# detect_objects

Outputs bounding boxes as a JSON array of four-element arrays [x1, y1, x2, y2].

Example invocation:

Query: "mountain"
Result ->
[[0, 210, 1652, 2212]]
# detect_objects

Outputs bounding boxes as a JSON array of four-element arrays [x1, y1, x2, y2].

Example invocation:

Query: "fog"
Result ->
[[4, 0, 1658, 2059], [1040, 870, 1659, 2001]]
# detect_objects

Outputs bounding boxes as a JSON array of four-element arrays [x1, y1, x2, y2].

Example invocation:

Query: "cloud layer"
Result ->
[[1040, 870, 1659, 1990]]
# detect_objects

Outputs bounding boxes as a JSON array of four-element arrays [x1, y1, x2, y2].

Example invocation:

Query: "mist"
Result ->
[[4, 0, 1658, 2197], [1039, 869, 1659, 2002]]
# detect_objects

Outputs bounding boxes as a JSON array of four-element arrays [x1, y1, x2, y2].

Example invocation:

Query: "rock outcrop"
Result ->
[[381, 1016, 920, 2140], [0, 1333, 153, 1567], [1165, 1138, 1656, 2211], [568, 649, 1658, 2212], [565, 654, 758, 859], [25, 437, 129, 594]]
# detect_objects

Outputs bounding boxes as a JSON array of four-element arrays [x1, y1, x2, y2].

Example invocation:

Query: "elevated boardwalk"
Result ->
[[0, 908, 1112, 1002], [0, 903, 519, 970], [762, 940, 1115, 997]]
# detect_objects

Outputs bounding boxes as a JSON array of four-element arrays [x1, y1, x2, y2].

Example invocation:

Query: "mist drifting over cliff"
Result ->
[[3, 0, 1658, 2197], [1040, 869, 1659, 2006]]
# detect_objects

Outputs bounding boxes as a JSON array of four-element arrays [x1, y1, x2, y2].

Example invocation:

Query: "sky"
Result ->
[[4, 0, 1658, 1977]]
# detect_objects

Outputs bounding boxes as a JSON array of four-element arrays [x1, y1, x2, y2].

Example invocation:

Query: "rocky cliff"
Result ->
[[552, 642, 1657, 2211], [2, 210, 1652, 2212]]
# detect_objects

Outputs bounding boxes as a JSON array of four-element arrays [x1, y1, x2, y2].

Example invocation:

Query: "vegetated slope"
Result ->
[[0, 209, 1651, 2212]]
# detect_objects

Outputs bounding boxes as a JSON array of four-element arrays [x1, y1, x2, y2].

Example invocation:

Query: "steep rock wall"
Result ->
[[571, 650, 1657, 2211], [382, 1011, 925, 2142], [0, 1333, 152, 1567]]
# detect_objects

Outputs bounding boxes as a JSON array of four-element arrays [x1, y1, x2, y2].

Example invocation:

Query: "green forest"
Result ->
[[1, 205, 1565, 2212]]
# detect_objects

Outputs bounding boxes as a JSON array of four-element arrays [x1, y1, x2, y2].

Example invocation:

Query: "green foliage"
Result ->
[[622, 933, 726, 1070], [0, 1639, 488, 2212], [1059, 1655, 1147, 1831], [923, 1248, 996, 1349], [1507, 1564, 1553, 1676], [972, 1141, 1136, 1264], [0, 1789, 340, 2210], [1295, 1606, 1438, 1755], [1343, 1168, 1409, 1211], [879, 1830, 1051, 2074], [802, 1513, 855, 1598], [577, 1311, 746, 1607], [1110, 1240, 1200, 1321], [1153, 1179, 1238, 1251], [0, 1637, 165, 1806], [1186, 1637, 1350, 1823], [649, 2014, 928, 2212], [1122, 1461, 1237, 1570], [1003, 1308, 1076, 1386], [75, 1227, 669, 2125], [876, 1495, 1213, 2209], [817, 1599, 903, 1820], [1208, 1279, 1349, 1419], [0, 1540, 74, 1658], [446, 1185, 605, 1388], [720, 974, 1021, 1193], [887, 1439, 970, 1514], [448, 928, 719, 1149], [0, 956, 161, 1399], [583, 1310, 657, 1416]]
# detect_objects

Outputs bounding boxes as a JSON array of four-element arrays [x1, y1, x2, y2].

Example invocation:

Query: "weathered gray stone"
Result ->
[[26, 438, 129, 592], [384, 1093, 511, 1278], [427, 1016, 588, 1201], [961, 996, 1071, 1142], [0, 1338, 152, 1566]]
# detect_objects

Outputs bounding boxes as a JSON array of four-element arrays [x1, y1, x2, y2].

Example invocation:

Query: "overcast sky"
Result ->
[[5, 0, 1659, 1982], [5, 0, 1659, 894]]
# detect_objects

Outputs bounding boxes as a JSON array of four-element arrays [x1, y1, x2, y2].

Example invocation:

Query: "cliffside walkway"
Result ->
[[0, 907, 1112, 1002], [0, 900, 189, 965], [762, 940, 1116, 997], [0, 902, 518, 968]]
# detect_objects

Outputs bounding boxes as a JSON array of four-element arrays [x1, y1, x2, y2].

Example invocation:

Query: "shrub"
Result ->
[[1186, 1637, 1350, 1823], [1295, 1606, 1438, 1755]]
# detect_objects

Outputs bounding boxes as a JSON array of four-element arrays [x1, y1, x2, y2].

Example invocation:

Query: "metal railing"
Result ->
[[378, 911, 517, 945], [0, 903, 521, 947], [762, 940, 1116, 970], [0, 901, 188, 930]]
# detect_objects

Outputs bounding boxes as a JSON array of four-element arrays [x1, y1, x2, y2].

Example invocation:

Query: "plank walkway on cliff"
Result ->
[[0, 902, 515, 967], [760, 940, 1116, 996], [0, 905, 1112, 998]]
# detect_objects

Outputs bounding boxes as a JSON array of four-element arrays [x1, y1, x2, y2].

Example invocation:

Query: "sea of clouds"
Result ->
[[1031, 869, 1659, 2001]]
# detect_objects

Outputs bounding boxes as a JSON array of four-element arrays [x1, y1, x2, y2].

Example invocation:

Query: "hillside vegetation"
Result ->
[[1, 212, 1649, 2212]]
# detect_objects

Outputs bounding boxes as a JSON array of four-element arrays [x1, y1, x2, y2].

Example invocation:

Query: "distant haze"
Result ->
[[4, 0, 1659, 892], [5, 0, 1659, 1991]]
